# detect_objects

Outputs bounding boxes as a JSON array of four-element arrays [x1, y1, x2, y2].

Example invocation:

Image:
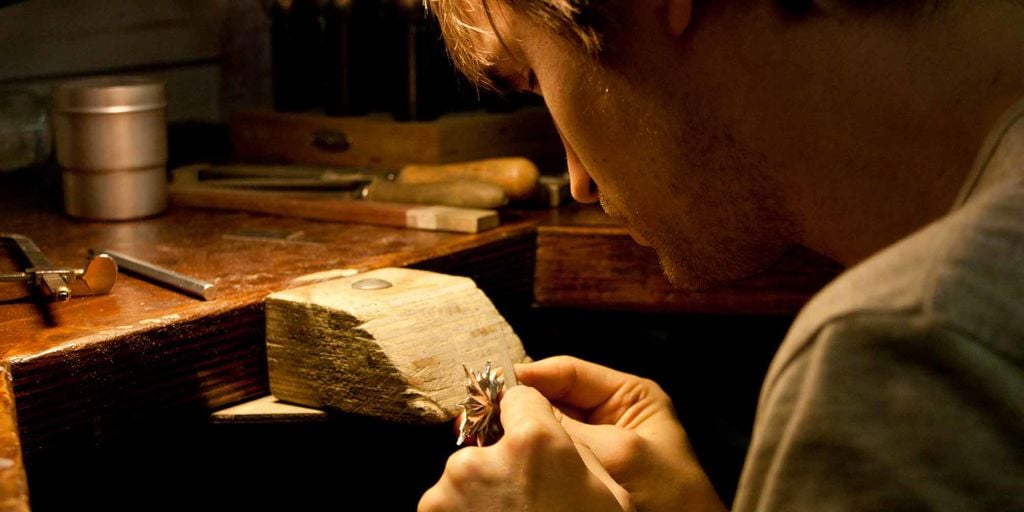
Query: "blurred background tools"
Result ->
[[0, 233, 117, 302], [171, 157, 539, 208], [166, 157, 539, 233]]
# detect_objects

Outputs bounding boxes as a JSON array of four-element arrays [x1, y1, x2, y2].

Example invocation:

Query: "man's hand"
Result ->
[[518, 356, 727, 512], [418, 385, 631, 512]]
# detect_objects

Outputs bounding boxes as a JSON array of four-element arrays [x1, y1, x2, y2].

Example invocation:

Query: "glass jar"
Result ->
[[0, 89, 52, 172]]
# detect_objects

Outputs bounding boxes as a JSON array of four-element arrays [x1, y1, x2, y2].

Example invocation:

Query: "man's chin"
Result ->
[[654, 244, 784, 291], [658, 260, 718, 290], [627, 227, 652, 247]]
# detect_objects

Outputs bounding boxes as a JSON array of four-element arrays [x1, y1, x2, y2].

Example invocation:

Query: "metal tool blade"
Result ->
[[498, 351, 518, 388]]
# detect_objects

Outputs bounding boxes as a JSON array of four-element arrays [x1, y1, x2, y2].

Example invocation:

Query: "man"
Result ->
[[418, 0, 1024, 510]]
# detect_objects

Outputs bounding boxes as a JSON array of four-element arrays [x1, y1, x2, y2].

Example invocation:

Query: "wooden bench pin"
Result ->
[[265, 267, 529, 424]]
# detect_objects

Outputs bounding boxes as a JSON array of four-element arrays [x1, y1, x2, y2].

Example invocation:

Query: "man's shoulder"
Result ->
[[735, 183, 1024, 512], [768, 180, 1024, 388], [928, 181, 1024, 354]]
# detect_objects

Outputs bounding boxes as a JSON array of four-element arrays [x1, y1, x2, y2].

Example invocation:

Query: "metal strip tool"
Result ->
[[89, 249, 217, 301]]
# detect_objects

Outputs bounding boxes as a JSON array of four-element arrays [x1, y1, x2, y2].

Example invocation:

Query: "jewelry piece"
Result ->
[[456, 360, 506, 447]]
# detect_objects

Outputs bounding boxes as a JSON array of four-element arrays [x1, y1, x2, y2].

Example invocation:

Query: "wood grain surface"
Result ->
[[230, 107, 564, 171], [0, 364, 29, 512], [534, 205, 843, 314], [266, 268, 528, 423], [169, 185, 502, 233]]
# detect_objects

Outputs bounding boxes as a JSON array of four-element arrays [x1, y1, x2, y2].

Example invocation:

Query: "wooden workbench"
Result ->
[[0, 171, 538, 510], [0, 170, 841, 510]]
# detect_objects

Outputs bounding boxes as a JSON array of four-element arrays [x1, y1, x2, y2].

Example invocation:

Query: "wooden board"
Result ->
[[209, 395, 327, 425], [0, 364, 29, 512], [169, 185, 501, 233], [265, 267, 529, 424], [230, 107, 564, 171], [533, 205, 843, 314]]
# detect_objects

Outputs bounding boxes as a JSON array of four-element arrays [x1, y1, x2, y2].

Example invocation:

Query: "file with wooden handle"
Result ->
[[172, 161, 515, 209]]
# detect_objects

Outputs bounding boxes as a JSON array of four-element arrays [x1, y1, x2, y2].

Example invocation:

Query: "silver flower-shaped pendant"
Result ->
[[456, 361, 506, 447]]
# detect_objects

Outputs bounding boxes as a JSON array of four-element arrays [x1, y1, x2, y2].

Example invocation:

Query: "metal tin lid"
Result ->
[[52, 76, 166, 115]]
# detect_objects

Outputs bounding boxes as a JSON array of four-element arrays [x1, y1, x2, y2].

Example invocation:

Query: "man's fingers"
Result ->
[[515, 356, 635, 411], [498, 385, 574, 450]]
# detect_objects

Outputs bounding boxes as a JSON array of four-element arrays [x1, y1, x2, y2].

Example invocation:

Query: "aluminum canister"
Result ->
[[53, 76, 168, 220]]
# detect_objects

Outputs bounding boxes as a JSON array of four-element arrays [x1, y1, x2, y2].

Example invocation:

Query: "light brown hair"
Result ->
[[425, 0, 961, 88], [424, 0, 605, 89]]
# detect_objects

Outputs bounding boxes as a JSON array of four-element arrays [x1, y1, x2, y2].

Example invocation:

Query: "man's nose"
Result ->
[[562, 140, 599, 203], [554, 122, 599, 203], [569, 165, 600, 203]]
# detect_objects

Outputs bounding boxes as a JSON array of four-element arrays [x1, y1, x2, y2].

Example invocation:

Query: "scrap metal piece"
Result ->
[[456, 360, 507, 447]]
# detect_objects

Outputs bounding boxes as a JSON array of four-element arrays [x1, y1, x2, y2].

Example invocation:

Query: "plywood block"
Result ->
[[265, 268, 528, 424]]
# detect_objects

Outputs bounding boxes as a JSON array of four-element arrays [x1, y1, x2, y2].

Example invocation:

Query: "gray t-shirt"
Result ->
[[734, 100, 1024, 511]]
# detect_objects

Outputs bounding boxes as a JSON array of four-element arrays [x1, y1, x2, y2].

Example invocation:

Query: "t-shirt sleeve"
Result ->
[[733, 311, 1024, 512]]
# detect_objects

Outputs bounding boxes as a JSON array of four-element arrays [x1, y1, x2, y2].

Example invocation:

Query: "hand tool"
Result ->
[[0, 233, 117, 302], [397, 157, 540, 201], [173, 156, 540, 205], [171, 163, 508, 210], [89, 249, 216, 301], [497, 352, 519, 388]]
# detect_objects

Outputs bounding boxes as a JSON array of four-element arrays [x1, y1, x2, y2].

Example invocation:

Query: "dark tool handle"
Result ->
[[1, 232, 54, 268]]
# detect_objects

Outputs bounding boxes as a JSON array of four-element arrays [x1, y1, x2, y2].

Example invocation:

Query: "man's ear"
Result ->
[[665, 0, 693, 37]]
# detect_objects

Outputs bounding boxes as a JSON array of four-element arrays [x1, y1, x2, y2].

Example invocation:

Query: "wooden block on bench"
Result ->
[[265, 268, 528, 424]]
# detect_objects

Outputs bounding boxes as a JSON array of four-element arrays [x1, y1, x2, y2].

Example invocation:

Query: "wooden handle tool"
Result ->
[[172, 163, 509, 209], [398, 157, 540, 201], [363, 180, 507, 209]]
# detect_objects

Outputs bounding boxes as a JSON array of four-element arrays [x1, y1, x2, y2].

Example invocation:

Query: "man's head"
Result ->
[[428, 0, 1024, 288]]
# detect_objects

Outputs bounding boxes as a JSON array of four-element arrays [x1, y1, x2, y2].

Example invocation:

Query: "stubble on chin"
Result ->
[[617, 161, 797, 291]]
